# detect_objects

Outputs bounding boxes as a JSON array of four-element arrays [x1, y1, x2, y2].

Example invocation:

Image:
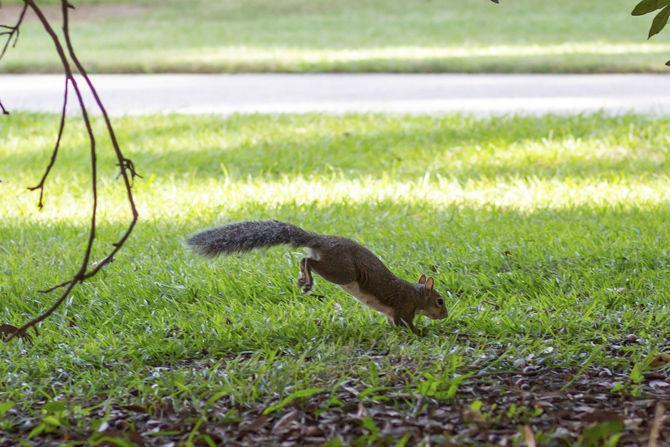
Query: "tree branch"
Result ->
[[5, 0, 139, 341], [0, 2, 27, 61], [39, 0, 140, 294], [57, 0, 139, 283]]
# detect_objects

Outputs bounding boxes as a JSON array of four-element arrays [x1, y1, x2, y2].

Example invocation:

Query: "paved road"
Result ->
[[2, 74, 670, 116]]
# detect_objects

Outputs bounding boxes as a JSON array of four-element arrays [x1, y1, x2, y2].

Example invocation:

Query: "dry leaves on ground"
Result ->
[[1, 367, 668, 446]]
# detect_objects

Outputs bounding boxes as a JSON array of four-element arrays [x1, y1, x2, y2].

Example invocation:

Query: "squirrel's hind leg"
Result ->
[[298, 257, 314, 293], [298, 251, 356, 292], [305, 253, 356, 285]]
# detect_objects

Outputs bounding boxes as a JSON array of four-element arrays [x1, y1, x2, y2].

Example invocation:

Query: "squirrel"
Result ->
[[186, 220, 448, 333]]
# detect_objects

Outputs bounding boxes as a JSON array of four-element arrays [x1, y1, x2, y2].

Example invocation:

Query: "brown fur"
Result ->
[[187, 220, 448, 333]]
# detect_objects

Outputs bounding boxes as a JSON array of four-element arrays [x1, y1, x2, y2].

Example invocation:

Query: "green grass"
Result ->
[[1, 112, 669, 441], [1, 0, 670, 73]]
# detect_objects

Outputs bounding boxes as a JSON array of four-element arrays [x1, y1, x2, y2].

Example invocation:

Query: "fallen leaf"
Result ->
[[304, 425, 323, 437], [650, 353, 670, 368], [523, 425, 536, 447], [356, 402, 369, 418], [644, 372, 667, 381], [581, 411, 624, 424], [122, 404, 146, 413], [574, 405, 596, 414], [648, 403, 665, 447], [241, 415, 268, 434], [463, 409, 485, 424], [273, 410, 299, 433], [625, 334, 641, 343]]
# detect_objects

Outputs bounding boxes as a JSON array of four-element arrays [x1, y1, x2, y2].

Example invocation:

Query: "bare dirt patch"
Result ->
[[2, 367, 668, 446]]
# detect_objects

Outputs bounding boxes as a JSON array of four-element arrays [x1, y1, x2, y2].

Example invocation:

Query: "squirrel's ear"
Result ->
[[425, 277, 434, 290], [418, 274, 427, 284]]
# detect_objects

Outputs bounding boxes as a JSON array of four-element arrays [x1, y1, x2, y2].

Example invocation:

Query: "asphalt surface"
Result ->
[[2, 73, 669, 116]]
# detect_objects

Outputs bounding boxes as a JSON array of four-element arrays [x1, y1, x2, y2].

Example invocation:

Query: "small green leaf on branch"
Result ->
[[632, 0, 670, 16], [648, 5, 670, 38]]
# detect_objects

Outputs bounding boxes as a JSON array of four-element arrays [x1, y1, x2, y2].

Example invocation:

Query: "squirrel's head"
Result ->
[[417, 274, 448, 320]]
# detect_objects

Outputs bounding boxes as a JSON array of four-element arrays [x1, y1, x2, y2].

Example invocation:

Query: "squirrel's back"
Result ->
[[186, 220, 315, 257]]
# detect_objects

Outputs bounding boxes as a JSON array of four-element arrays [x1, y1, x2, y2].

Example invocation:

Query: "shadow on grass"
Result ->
[[4, 114, 668, 183]]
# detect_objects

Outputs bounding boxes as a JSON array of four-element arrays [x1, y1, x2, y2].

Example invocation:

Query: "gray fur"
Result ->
[[186, 220, 315, 257]]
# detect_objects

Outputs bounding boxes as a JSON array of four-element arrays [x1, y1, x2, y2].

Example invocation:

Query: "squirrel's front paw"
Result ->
[[297, 277, 313, 293]]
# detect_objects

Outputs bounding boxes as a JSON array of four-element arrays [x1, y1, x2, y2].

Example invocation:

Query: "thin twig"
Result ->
[[0, 2, 28, 116], [27, 78, 69, 209], [0, 2, 26, 61]]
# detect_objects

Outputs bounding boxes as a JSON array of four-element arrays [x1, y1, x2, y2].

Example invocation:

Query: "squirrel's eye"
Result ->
[[437, 298, 444, 307]]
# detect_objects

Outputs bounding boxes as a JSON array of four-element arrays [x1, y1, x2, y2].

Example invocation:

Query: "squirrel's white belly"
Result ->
[[341, 282, 394, 318]]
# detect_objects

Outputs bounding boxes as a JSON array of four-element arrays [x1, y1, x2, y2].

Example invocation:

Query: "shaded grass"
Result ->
[[0, 113, 669, 443], [1, 0, 670, 73]]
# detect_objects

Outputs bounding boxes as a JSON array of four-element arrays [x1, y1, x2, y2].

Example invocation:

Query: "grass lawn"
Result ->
[[1, 112, 670, 445], [1, 0, 670, 73]]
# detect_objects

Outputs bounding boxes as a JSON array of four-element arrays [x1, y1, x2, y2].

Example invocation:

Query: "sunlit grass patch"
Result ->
[[3, 176, 670, 224]]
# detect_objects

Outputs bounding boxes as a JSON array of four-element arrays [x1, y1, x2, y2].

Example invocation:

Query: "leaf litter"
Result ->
[[1, 367, 668, 446]]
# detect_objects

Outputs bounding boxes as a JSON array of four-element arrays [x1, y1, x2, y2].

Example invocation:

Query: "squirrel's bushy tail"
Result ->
[[186, 220, 314, 257]]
